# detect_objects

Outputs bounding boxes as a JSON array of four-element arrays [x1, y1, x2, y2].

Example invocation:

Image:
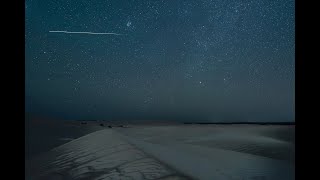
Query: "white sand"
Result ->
[[26, 129, 188, 180], [26, 125, 294, 180], [117, 125, 294, 180]]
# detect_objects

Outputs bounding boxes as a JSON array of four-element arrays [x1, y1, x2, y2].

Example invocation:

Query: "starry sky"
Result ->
[[25, 0, 295, 122]]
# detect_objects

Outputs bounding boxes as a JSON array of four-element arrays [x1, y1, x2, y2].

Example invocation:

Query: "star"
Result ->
[[127, 21, 132, 27]]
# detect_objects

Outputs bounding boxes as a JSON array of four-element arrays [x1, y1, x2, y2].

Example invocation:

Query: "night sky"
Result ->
[[25, 0, 295, 122]]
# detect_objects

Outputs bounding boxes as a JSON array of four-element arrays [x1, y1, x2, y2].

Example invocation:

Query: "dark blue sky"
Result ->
[[25, 0, 295, 122]]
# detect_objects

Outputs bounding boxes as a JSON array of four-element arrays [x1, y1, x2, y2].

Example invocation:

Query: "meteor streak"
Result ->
[[49, 31, 124, 35]]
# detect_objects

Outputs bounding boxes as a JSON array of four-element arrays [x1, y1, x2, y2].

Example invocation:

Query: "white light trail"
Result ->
[[49, 31, 124, 35]]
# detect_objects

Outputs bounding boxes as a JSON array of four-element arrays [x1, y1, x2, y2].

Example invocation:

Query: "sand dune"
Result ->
[[26, 129, 189, 180], [26, 125, 294, 180], [117, 125, 294, 180], [117, 125, 295, 162]]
